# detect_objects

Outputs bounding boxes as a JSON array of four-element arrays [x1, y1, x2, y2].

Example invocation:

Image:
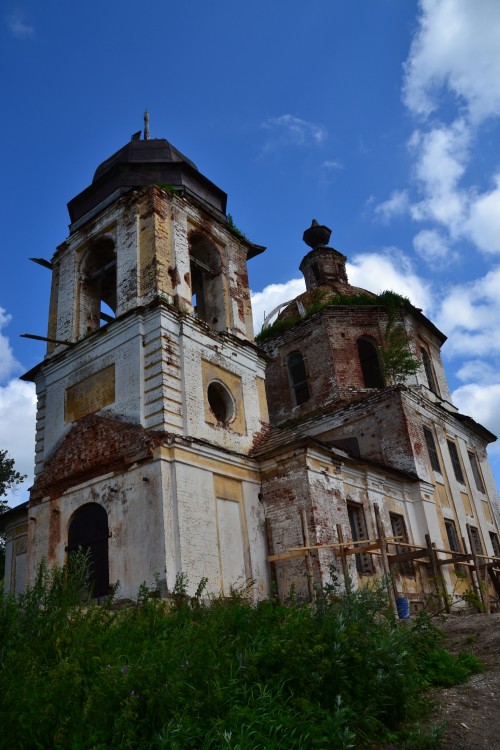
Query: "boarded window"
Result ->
[[489, 532, 500, 558], [467, 525, 484, 556], [67, 503, 109, 598], [287, 351, 310, 406], [347, 503, 373, 574], [423, 426, 441, 473], [447, 440, 465, 484], [389, 512, 414, 576], [445, 519, 465, 575], [468, 451, 485, 494], [357, 337, 384, 388]]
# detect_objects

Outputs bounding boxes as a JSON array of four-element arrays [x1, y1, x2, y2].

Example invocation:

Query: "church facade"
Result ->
[[3, 130, 500, 611]]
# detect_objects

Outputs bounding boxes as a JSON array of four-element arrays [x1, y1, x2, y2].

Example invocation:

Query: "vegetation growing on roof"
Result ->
[[256, 289, 412, 343], [155, 183, 181, 195], [256, 288, 420, 385], [226, 213, 248, 240]]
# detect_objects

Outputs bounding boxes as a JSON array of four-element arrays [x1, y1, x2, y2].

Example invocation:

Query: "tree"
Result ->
[[0, 449, 26, 508], [0, 450, 26, 578]]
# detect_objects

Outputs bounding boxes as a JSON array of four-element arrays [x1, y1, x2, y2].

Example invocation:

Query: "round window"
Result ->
[[207, 381, 235, 423]]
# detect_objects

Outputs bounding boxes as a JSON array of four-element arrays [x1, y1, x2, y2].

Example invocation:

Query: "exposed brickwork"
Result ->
[[30, 414, 164, 502]]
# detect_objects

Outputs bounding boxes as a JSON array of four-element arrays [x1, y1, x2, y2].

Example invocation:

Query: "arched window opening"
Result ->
[[357, 337, 384, 388], [420, 347, 438, 395], [81, 238, 117, 333], [287, 351, 310, 406], [67, 503, 109, 598], [189, 232, 224, 329]]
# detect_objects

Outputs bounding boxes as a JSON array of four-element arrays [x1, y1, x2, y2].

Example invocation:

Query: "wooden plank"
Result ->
[[374, 504, 398, 614], [337, 523, 351, 593], [301, 509, 315, 603], [288, 535, 403, 552], [487, 565, 500, 598], [389, 549, 430, 564], [265, 518, 278, 590], [267, 549, 308, 563], [472, 551, 487, 613], [426, 533, 449, 613], [343, 542, 382, 556]]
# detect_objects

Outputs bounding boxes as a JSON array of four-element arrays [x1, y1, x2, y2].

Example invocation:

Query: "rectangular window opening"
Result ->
[[445, 519, 466, 575], [389, 512, 415, 577], [447, 440, 465, 484], [468, 451, 485, 494], [467, 525, 484, 556], [423, 426, 441, 473], [347, 503, 374, 574], [489, 532, 500, 559]]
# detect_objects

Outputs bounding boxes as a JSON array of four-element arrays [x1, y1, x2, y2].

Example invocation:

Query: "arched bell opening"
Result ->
[[79, 237, 117, 334], [357, 336, 384, 388], [189, 232, 225, 329]]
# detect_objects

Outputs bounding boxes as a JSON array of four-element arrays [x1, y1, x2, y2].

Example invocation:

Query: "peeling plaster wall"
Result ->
[[27, 461, 166, 599]]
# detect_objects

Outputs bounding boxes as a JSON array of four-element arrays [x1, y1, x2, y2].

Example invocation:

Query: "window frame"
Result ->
[[357, 336, 385, 389], [444, 519, 466, 575], [389, 512, 415, 577], [467, 524, 484, 556], [287, 350, 310, 407], [468, 451, 485, 494], [423, 426, 441, 473], [347, 502, 374, 574], [447, 439, 465, 485], [420, 346, 439, 395], [489, 531, 500, 559]]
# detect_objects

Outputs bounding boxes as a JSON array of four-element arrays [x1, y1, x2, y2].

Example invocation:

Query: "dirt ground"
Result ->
[[427, 612, 500, 749]]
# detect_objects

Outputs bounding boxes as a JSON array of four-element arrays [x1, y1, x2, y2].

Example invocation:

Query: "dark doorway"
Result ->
[[67, 503, 109, 597]]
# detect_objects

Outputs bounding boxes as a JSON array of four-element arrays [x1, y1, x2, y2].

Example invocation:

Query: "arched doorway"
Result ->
[[67, 503, 109, 597]]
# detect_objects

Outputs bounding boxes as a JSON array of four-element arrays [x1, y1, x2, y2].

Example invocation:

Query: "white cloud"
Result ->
[[408, 119, 470, 232], [6, 12, 35, 39], [0, 379, 36, 507], [374, 189, 410, 223], [403, 0, 500, 123], [347, 250, 432, 313], [251, 278, 306, 333], [465, 175, 500, 254], [452, 383, 500, 446], [436, 267, 500, 357], [321, 160, 343, 170], [412, 228, 455, 267], [0, 307, 22, 381], [261, 114, 327, 152], [0, 308, 36, 506], [455, 359, 499, 385]]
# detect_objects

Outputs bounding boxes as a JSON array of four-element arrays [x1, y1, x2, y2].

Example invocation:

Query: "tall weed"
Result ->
[[0, 561, 481, 749]]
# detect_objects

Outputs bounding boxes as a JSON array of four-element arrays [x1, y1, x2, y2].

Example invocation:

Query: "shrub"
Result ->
[[0, 562, 482, 749]]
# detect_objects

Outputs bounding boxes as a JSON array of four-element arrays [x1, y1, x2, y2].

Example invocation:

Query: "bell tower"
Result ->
[[24, 123, 270, 599]]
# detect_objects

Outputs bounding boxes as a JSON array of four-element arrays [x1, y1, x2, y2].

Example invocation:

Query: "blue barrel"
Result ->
[[396, 596, 410, 620]]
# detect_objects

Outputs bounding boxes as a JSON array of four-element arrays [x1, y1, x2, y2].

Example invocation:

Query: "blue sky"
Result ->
[[2, 0, 500, 503]]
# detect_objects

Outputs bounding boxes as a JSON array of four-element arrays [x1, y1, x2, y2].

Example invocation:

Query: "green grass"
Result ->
[[0, 559, 483, 749], [255, 289, 412, 343]]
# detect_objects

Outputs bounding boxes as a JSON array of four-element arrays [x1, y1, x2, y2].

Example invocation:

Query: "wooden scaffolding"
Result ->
[[266, 507, 500, 614]]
